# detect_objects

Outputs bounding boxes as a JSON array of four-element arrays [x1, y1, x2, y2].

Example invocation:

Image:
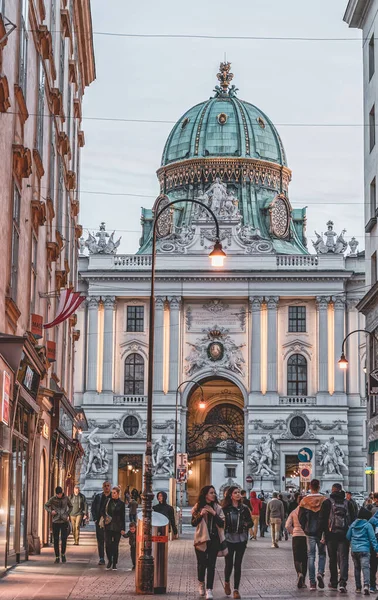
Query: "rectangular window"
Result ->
[[18, 0, 28, 97], [372, 251, 377, 285], [370, 105, 376, 152], [57, 156, 64, 233], [371, 177, 377, 217], [36, 58, 45, 158], [288, 306, 306, 332], [370, 34, 375, 81], [50, 0, 56, 57], [10, 185, 21, 302], [226, 467, 236, 479], [30, 235, 37, 313], [49, 124, 55, 202], [127, 306, 144, 332], [59, 36, 65, 93]]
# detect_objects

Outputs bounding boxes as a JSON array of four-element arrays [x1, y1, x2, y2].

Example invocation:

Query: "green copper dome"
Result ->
[[161, 93, 287, 167]]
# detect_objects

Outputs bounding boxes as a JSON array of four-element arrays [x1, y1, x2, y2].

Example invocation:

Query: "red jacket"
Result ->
[[250, 492, 262, 516]]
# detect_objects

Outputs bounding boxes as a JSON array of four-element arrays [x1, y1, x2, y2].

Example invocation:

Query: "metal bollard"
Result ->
[[136, 511, 169, 594]]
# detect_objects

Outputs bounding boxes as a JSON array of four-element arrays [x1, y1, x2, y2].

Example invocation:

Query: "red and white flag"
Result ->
[[43, 289, 85, 329]]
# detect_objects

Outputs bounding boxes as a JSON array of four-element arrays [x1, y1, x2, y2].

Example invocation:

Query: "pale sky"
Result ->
[[80, 0, 364, 255]]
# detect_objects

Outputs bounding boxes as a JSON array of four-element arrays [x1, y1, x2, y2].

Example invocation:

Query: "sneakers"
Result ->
[[356, 589, 362, 594], [199, 582, 206, 597], [364, 585, 370, 595], [274, 542, 279, 548], [310, 583, 317, 591], [317, 573, 325, 589], [224, 582, 231, 596], [61, 555, 66, 563], [98, 558, 105, 565], [271, 544, 275, 548], [249, 536, 253, 541], [328, 583, 338, 591], [106, 561, 112, 570], [205, 590, 213, 600], [233, 591, 241, 599], [339, 584, 347, 594], [54, 557, 60, 564], [370, 588, 377, 593], [297, 574, 304, 589], [112, 564, 117, 571]]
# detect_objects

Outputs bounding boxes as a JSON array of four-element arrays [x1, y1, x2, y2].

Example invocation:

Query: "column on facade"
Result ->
[[334, 295, 346, 393], [168, 296, 181, 392], [346, 299, 360, 395], [266, 296, 279, 392], [102, 296, 116, 392], [86, 296, 100, 391], [153, 296, 166, 393], [249, 296, 264, 392], [316, 296, 330, 393]]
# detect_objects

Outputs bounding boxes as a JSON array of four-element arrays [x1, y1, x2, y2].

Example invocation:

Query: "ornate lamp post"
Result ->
[[136, 197, 226, 595], [338, 329, 372, 370]]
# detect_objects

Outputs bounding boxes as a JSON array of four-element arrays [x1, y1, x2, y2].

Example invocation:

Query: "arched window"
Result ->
[[124, 354, 144, 395], [287, 354, 307, 396]]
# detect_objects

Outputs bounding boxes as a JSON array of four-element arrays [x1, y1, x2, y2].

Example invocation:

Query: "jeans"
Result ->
[[250, 516, 259, 539], [370, 551, 377, 589], [95, 521, 105, 560], [105, 530, 122, 566], [129, 513, 137, 523], [52, 522, 69, 557], [352, 552, 370, 589], [195, 540, 220, 590], [70, 515, 82, 544], [224, 541, 247, 590], [326, 535, 349, 587], [269, 518, 281, 544], [130, 545, 136, 567], [306, 536, 326, 585], [292, 536, 308, 579]]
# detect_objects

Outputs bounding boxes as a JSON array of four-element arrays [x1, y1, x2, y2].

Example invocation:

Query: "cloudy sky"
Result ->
[[80, 0, 364, 255]]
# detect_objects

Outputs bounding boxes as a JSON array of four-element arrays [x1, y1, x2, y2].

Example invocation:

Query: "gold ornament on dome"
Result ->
[[216, 62, 234, 93]]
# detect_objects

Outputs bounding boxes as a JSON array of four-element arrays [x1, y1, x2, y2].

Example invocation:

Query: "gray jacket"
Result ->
[[45, 494, 73, 523], [267, 498, 284, 522]]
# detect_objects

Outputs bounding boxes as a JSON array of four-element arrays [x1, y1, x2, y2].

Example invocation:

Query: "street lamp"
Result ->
[[338, 329, 371, 370], [136, 196, 225, 595]]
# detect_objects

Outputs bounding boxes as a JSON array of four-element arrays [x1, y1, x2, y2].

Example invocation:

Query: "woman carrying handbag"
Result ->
[[102, 486, 126, 570], [192, 485, 227, 600]]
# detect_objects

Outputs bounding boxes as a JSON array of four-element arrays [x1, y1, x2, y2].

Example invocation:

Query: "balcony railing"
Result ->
[[276, 255, 319, 268], [279, 396, 316, 405], [113, 255, 152, 268], [113, 395, 147, 405]]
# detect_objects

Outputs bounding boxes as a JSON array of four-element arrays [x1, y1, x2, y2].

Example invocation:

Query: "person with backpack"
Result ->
[[369, 510, 378, 591], [318, 483, 355, 593], [347, 507, 378, 594], [298, 478, 327, 591]]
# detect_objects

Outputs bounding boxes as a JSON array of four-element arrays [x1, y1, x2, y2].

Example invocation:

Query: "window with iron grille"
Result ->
[[10, 185, 21, 302], [288, 306, 306, 332], [289, 416, 306, 437], [226, 467, 236, 478], [123, 415, 139, 437], [127, 306, 144, 332], [124, 354, 144, 395], [287, 354, 308, 396]]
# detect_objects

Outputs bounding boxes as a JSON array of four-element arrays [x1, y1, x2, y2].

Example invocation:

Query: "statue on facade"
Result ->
[[348, 237, 359, 256], [84, 223, 122, 254], [249, 434, 278, 476], [194, 180, 240, 220], [311, 221, 350, 255], [83, 428, 109, 476], [319, 436, 348, 475], [152, 435, 174, 476]]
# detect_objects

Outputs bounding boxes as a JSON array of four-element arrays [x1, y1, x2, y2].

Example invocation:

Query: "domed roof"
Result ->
[[161, 64, 287, 167]]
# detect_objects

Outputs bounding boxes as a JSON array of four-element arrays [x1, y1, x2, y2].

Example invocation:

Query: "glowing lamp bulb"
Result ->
[[199, 400, 206, 410], [338, 353, 348, 370], [209, 241, 226, 268]]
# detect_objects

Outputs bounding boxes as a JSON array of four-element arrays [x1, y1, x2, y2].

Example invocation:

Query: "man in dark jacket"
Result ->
[[91, 480, 112, 565], [153, 491, 178, 537], [298, 478, 327, 590], [318, 483, 355, 593], [45, 486, 73, 563], [240, 490, 251, 511], [69, 485, 88, 545]]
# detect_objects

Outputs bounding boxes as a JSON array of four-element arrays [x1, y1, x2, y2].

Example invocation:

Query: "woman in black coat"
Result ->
[[102, 486, 126, 570]]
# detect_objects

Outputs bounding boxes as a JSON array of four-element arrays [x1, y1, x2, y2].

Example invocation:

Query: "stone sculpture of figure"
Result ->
[[312, 231, 327, 254], [325, 221, 337, 249], [95, 222, 109, 249], [319, 436, 348, 475], [152, 435, 174, 476], [335, 229, 348, 254], [79, 237, 86, 255], [207, 177, 228, 215], [85, 232, 98, 254], [249, 434, 278, 475], [349, 237, 359, 255], [84, 428, 109, 475], [104, 231, 122, 254], [185, 343, 207, 376]]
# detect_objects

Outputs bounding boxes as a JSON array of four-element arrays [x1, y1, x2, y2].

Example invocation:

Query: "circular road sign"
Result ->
[[298, 447, 313, 462], [246, 475, 253, 484], [300, 466, 311, 479]]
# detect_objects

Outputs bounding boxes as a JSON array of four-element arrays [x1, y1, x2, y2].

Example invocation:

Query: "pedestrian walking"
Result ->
[[222, 486, 253, 599], [69, 485, 88, 546], [346, 491, 358, 522], [347, 507, 378, 594], [318, 483, 354, 593], [371, 493, 378, 515], [288, 492, 301, 515], [240, 490, 251, 511], [278, 493, 289, 541], [249, 491, 261, 540], [298, 478, 327, 591], [259, 495, 267, 538], [91, 480, 112, 565], [153, 490, 178, 537], [124, 486, 130, 505], [44, 486, 73, 564], [122, 521, 136, 569], [266, 492, 284, 548], [128, 497, 138, 523], [192, 484, 226, 600], [369, 509, 378, 591], [102, 486, 126, 570], [286, 500, 308, 589]]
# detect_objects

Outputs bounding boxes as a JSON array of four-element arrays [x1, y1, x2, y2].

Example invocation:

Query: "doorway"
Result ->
[[118, 454, 143, 499], [285, 454, 300, 490]]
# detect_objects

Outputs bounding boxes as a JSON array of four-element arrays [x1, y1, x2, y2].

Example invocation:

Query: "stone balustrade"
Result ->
[[279, 396, 317, 405], [113, 395, 147, 405]]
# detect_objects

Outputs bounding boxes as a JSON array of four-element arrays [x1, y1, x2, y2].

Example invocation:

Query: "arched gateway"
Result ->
[[185, 377, 245, 506]]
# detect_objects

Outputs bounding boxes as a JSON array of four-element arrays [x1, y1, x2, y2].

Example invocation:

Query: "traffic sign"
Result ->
[[176, 468, 187, 483], [300, 465, 311, 482], [369, 370, 378, 395], [299, 461, 312, 471], [176, 453, 188, 469], [246, 475, 253, 484], [298, 447, 313, 462]]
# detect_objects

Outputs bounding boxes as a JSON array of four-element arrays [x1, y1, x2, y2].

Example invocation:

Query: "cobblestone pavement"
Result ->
[[0, 528, 370, 600]]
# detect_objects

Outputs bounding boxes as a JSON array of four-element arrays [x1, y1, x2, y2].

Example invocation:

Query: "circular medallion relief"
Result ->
[[217, 113, 228, 125], [155, 195, 172, 238], [123, 415, 139, 437], [207, 341, 224, 362], [271, 195, 290, 238]]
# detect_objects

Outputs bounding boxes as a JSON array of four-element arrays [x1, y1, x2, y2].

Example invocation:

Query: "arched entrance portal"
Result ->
[[186, 378, 244, 505]]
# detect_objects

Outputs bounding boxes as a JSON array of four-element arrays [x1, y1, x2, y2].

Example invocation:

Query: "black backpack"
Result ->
[[328, 498, 350, 534]]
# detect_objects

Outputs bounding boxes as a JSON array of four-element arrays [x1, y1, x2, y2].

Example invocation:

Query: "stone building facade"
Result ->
[[75, 65, 367, 506], [0, 0, 94, 569]]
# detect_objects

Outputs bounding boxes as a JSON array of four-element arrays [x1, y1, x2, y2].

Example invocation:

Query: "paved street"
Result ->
[[0, 528, 366, 600]]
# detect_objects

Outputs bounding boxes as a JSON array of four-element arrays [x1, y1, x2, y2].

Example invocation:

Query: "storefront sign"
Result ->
[[46, 340, 56, 362], [17, 355, 40, 400], [366, 466, 375, 475], [1, 371, 10, 425], [59, 406, 73, 438], [42, 422, 49, 439], [30, 314, 43, 339]]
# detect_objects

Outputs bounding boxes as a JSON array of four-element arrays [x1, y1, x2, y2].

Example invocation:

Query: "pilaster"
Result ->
[[168, 296, 181, 392], [153, 296, 166, 393], [266, 296, 279, 392], [333, 295, 346, 394], [316, 296, 330, 393], [249, 296, 264, 393], [102, 296, 116, 392], [86, 296, 100, 391]]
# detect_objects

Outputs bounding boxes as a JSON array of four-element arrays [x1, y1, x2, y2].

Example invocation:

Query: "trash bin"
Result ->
[[136, 511, 169, 593]]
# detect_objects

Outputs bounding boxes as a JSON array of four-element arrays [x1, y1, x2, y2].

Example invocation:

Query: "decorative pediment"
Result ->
[[68, 60, 78, 86], [13, 144, 32, 179], [55, 269, 67, 289], [78, 130, 85, 147], [120, 339, 148, 359], [73, 98, 82, 120], [282, 338, 313, 360], [0, 74, 10, 112], [70, 198, 80, 217], [60, 9, 73, 41]]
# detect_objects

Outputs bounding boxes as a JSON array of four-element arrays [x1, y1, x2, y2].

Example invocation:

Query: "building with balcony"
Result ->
[[0, 0, 95, 569], [75, 64, 366, 504]]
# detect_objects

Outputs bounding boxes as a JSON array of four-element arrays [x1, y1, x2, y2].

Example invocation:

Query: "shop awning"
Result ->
[[369, 439, 378, 454]]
